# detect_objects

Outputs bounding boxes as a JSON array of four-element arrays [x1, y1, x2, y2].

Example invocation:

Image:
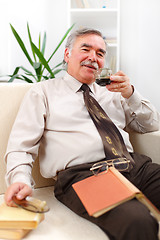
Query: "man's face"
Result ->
[[64, 34, 106, 84]]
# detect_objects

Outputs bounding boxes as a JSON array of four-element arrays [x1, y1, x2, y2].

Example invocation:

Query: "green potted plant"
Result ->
[[8, 22, 74, 83]]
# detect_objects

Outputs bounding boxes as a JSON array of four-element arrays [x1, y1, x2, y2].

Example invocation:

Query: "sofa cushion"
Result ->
[[0, 186, 109, 240]]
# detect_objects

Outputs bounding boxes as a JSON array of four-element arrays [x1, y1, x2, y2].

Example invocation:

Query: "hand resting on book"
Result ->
[[4, 182, 33, 207]]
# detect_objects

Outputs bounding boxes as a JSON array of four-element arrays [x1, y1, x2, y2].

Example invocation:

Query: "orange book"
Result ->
[[72, 167, 160, 220]]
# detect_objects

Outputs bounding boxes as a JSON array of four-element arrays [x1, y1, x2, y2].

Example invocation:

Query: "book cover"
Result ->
[[0, 203, 44, 229], [0, 228, 30, 240], [72, 167, 160, 220]]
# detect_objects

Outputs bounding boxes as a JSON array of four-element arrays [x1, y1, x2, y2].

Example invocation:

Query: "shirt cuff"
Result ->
[[125, 88, 144, 110], [5, 164, 35, 188]]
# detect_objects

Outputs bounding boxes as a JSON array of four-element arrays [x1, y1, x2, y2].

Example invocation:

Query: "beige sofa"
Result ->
[[0, 83, 160, 240]]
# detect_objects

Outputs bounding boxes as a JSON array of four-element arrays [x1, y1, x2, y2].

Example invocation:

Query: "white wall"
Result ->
[[120, 0, 160, 111]]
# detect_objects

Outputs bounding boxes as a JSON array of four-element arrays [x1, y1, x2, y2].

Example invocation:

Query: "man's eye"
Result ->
[[82, 48, 89, 52], [97, 53, 104, 57]]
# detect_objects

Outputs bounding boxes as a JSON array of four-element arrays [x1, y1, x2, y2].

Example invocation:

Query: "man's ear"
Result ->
[[64, 48, 70, 63]]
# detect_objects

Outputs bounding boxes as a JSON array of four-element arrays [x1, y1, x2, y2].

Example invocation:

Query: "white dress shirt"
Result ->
[[5, 72, 160, 187]]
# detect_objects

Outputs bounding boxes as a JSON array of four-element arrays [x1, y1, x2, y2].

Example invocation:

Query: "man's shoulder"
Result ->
[[28, 77, 64, 93]]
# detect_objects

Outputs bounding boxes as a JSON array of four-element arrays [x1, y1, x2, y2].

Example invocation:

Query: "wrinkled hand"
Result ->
[[4, 182, 33, 207], [107, 71, 133, 98]]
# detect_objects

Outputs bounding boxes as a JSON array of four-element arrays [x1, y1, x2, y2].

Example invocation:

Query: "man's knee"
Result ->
[[96, 199, 159, 240], [117, 200, 159, 240]]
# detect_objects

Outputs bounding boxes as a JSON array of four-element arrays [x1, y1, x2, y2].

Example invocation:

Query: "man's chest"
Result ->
[[44, 90, 126, 131]]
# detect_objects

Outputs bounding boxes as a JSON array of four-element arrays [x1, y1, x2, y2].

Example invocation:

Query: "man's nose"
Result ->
[[88, 50, 97, 61]]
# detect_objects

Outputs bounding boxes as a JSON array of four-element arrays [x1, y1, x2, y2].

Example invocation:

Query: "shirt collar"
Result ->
[[64, 72, 96, 95]]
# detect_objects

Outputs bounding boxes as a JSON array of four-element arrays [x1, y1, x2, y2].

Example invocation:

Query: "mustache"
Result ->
[[80, 60, 99, 70]]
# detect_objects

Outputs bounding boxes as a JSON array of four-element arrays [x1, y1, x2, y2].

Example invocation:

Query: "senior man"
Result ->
[[5, 28, 160, 240]]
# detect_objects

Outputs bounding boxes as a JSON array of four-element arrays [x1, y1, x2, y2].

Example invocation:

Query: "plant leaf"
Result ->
[[27, 22, 36, 62], [51, 61, 63, 70], [8, 74, 19, 82], [39, 33, 41, 51], [20, 66, 35, 75], [52, 68, 64, 75], [35, 64, 42, 82], [10, 24, 33, 66], [33, 62, 41, 69], [21, 75, 34, 83], [8, 74, 27, 82], [12, 67, 20, 75], [42, 75, 50, 80], [20, 66, 38, 81], [9, 65, 37, 82], [31, 42, 55, 78], [47, 23, 75, 63], [41, 32, 46, 55]]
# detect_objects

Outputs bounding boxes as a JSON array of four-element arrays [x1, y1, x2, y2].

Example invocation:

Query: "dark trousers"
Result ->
[[54, 153, 160, 240]]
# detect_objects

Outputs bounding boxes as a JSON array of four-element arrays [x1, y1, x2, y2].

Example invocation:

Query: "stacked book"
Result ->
[[0, 202, 44, 240]]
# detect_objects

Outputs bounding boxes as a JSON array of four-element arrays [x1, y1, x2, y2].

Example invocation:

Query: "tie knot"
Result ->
[[81, 84, 90, 92]]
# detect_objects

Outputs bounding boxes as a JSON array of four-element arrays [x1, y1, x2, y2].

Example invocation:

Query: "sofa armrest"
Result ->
[[129, 130, 160, 164]]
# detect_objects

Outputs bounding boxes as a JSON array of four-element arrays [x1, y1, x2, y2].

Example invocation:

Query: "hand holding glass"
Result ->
[[95, 68, 112, 86]]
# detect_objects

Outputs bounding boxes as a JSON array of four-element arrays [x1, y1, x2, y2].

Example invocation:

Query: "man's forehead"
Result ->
[[75, 35, 106, 51]]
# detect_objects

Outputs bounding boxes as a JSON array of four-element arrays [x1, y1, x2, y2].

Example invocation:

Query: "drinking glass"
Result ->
[[95, 68, 112, 86]]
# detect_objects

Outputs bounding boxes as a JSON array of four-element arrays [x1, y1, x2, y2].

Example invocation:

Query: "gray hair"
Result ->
[[63, 28, 107, 68], [65, 28, 105, 50]]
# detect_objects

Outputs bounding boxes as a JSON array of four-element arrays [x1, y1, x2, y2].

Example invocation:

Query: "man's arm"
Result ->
[[4, 84, 46, 205], [107, 71, 160, 133]]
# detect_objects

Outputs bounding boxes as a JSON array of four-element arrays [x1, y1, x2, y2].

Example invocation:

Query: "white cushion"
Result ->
[[0, 186, 108, 240]]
